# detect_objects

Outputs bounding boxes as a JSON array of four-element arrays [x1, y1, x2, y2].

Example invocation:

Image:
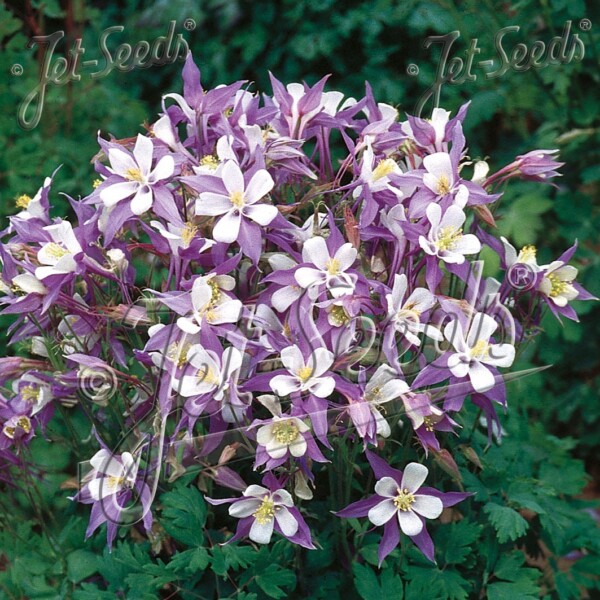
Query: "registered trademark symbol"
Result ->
[[579, 18, 592, 31], [11, 63, 23, 76], [507, 263, 536, 291], [184, 18, 196, 31], [407, 63, 419, 76]]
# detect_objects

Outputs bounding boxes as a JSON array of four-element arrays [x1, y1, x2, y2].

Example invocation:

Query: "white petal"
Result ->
[[244, 169, 274, 204], [249, 517, 274, 544], [222, 161, 245, 196], [295, 267, 326, 289], [196, 192, 231, 216], [423, 152, 452, 178], [333, 243, 358, 272], [374, 476, 399, 498], [466, 313, 497, 347], [149, 154, 174, 182], [398, 509, 423, 536], [275, 506, 299, 536], [400, 462, 428, 494], [132, 134, 153, 175], [100, 181, 138, 206], [229, 498, 260, 518], [90, 449, 123, 477], [130, 187, 153, 215], [244, 204, 278, 226], [484, 343, 515, 368], [288, 435, 307, 457], [280, 345, 305, 373], [368, 498, 397, 526], [108, 148, 137, 176], [213, 211, 241, 243], [302, 236, 329, 269], [412, 494, 443, 519], [309, 376, 335, 398], [270, 375, 300, 396], [469, 361, 496, 392], [256, 424, 274, 446]]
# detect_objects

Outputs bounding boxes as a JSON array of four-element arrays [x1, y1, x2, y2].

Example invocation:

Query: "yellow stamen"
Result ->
[[197, 365, 219, 386], [436, 174, 451, 195], [107, 475, 125, 488], [167, 342, 192, 368], [16, 194, 32, 209], [330, 305, 349, 326], [297, 365, 313, 382], [125, 168, 144, 182], [518, 245, 537, 263], [44, 243, 69, 259], [423, 416, 435, 432], [181, 222, 198, 248], [230, 190, 245, 209], [436, 226, 463, 252], [21, 385, 41, 403], [547, 273, 568, 297], [393, 488, 415, 511], [253, 495, 276, 525], [325, 258, 341, 276], [92, 178, 103, 189], [200, 155, 219, 170], [272, 420, 300, 445], [470, 339, 490, 359], [372, 159, 397, 181]]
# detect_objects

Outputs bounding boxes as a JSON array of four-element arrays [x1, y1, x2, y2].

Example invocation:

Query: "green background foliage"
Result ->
[[0, 0, 599, 598]]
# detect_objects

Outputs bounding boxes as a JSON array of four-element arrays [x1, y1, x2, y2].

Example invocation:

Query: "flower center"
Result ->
[[518, 245, 537, 263], [272, 420, 300, 445], [107, 475, 125, 488], [470, 339, 490, 359], [253, 496, 276, 525], [167, 342, 192, 368], [197, 365, 219, 386], [181, 222, 198, 248], [3, 416, 31, 439], [125, 168, 144, 183], [423, 416, 435, 432], [93, 178, 103, 189], [230, 190, 245, 209], [330, 305, 350, 326], [21, 385, 41, 403], [297, 365, 313, 382], [372, 159, 397, 181], [436, 226, 462, 251], [393, 488, 415, 511], [200, 155, 219, 170], [208, 280, 222, 305], [325, 257, 341, 275], [16, 194, 32, 209], [547, 273, 568, 297], [436, 174, 451, 196], [44, 243, 69, 259]]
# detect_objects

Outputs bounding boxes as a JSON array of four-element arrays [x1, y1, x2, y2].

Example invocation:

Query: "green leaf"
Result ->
[[487, 581, 539, 600], [352, 563, 403, 600], [254, 564, 296, 599], [67, 550, 99, 583], [484, 503, 529, 543], [437, 520, 481, 565], [160, 485, 207, 546], [166, 547, 210, 574]]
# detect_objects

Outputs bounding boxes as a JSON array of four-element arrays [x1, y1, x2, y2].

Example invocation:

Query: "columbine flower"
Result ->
[[270, 346, 335, 398], [386, 274, 442, 346], [445, 312, 515, 393], [86, 449, 139, 501], [367, 463, 443, 535], [256, 415, 310, 459], [337, 452, 470, 564], [353, 142, 403, 199], [35, 221, 83, 279], [539, 261, 579, 307], [195, 160, 278, 243], [419, 204, 481, 264], [176, 345, 243, 401], [100, 134, 174, 215], [501, 237, 539, 270], [515, 149, 563, 182], [177, 275, 242, 334], [294, 236, 357, 298], [421, 152, 468, 206], [207, 474, 314, 548]]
